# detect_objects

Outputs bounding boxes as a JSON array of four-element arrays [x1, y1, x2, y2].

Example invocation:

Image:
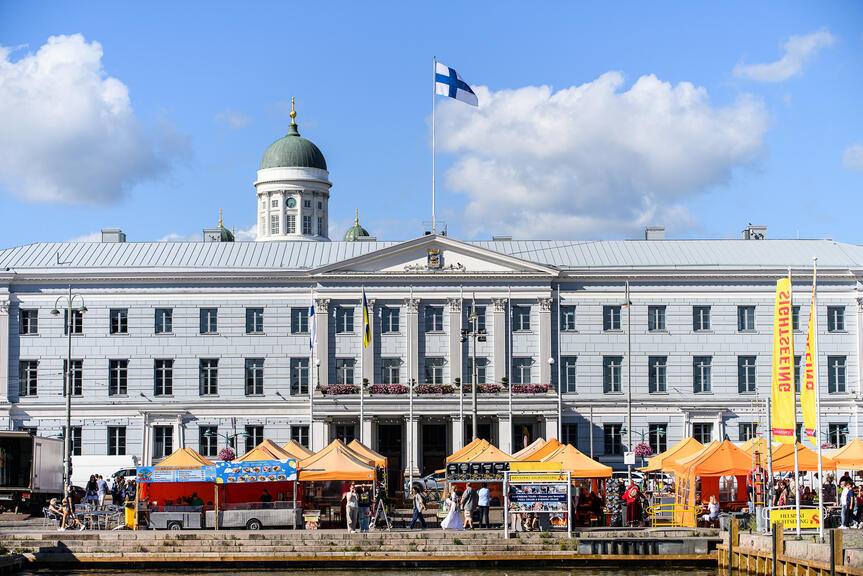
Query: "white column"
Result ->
[[316, 299, 330, 387], [406, 299, 420, 385], [0, 299, 9, 406], [492, 299, 508, 383], [141, 412, 150, 466], [545, 415, 559, 442], [362, 417, 373, 446], [312, 419, 326, 451], [406, 416, 420, 476], [173, 416, 182, 452], [538, 297, 553, 385], [448, 298, 463, 452], [452, 416, 464, 453], [498, 415, 511, 454]]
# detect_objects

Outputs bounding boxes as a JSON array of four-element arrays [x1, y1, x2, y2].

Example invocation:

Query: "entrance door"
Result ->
[[377, 423, 403, 496], [422, 423, 447, 476]]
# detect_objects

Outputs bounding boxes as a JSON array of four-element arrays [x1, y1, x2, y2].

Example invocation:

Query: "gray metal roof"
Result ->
[[0, 238, 861, 273]]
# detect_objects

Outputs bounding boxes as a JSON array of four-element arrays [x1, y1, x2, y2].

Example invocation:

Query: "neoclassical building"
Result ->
[[1, 113, 862, 488]]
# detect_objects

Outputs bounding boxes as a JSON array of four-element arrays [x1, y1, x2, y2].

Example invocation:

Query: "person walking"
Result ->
[[622, 481, 646, 527], [343, 483, 359, 533], [477, 483, 490, 529], [96, 475, 108, 508], [358, 485, 372, 532], [461, 483, 477, 530], [840, 479, 853, 528], [409, 487, 427, 530], [441, 489, 464, 531]]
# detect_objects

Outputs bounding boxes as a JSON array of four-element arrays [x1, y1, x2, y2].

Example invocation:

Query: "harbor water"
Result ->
[[16, 569, 719, 576]]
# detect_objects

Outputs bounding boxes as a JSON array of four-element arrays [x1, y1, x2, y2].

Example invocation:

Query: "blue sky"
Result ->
[[0, 1, 861, 246]]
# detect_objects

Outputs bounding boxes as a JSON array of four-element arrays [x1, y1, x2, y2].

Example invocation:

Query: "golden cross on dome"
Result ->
[[218, 209, 223, 228], [290, 97, 297, 125], [355, 208, 359, 225]]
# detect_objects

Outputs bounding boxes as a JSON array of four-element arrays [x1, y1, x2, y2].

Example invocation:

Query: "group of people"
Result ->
[[46, 490, 86, 532], [84, 474, 130, 507], [409, 483, 491, 531], [838, 473, 863, 529], [342, 481, 390, 533]]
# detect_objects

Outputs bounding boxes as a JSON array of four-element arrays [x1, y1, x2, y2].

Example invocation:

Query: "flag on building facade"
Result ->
[[362, 288, 371, 348], [435, 62, 479, 107], [801, 271, 818, 443], [772, 277, 796, 444], [309, 302, 317, 353]]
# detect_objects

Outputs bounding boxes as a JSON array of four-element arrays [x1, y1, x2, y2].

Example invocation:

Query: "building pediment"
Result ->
[[311, 235, 558, 276]]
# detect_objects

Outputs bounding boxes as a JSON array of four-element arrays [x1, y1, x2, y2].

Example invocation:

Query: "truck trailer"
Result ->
[[0, 432, 64, 513]]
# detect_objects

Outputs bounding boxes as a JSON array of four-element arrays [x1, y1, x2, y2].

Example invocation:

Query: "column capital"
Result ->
[[405, 298, 420, 312], [856, 297, 863, 311], [492, 298, 508, 312], [314, 298, 330, 313], [447, 298, 462, 313], [0, 300, 9, 315], [538, 297, 553, 312]]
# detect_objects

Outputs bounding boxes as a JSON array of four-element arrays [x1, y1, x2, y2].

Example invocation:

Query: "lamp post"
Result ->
[[547, 357, 555, 438], [461, 297, 487, 440], [622, 280, 632, 483], [51, 285, 87, 495], [203, 429, 248, 455]]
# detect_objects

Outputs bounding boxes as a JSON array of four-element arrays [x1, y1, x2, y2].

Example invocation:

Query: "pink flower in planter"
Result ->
[[633, 442, 653, 458], [218, 447, 236, 462], [511, 383, 550, 394]]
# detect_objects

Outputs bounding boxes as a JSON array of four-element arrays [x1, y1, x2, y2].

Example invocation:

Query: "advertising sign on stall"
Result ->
[[446, 461, 509, 481], [504, 470, 572, 538], [215, 460, 297, 484], [136, 466, 216, 483], [770, 508, 820, 530]]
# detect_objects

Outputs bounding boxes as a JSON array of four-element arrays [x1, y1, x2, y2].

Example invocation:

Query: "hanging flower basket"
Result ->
[[368, 383, 408, 395], [633, 442, 653, 458], [511, 383, 550, 394], [821, 441, 836, 450], [320, 384, 360, 395], [461, 383, 503, 394], [415, 383, 455, 394], [218, 447, 236, 462]]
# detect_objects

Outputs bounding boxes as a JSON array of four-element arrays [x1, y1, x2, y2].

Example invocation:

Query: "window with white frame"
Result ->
[[469, 305, 486, 331], [512, 306, 531, 331], [738, 422, 758, 442], [603, 305, 621, 331], [291, 425, 309, 447], [424, 357, 444, 384], [693, 306, 711, 331], [270, 214, 280, 235], [108, 426, 126, 456], [648, 356, 667, 393], [153, 426, 173, 460], [155, 308, 172, 334], [63, 426, 82, 456], [199, 426, 218, 458], [154, 359, 173, 396], [199, 359, 218, 396], [603, 356, 622, 393], [20, 309, 38, 335], [290, 358, 309, 395], [693, 356, 712, 393], [648, 423, 667, 454], [828, 424, 848, 448], [245, 426, 264, 453], [647, 305, 666, 331], [827, 306, 845, 332], [18, 360, 37, 396], [286, 214, 296, 234], [199, 308, 218, 334], [560, 306, 576, 331], [604, 424, 622, 455], [692, 422, 713, 444], [794, 355, 802, 393], [792, 306, 800, 332], [465, 357, 488, 385], [381, 358, 401, 384], [64, 309, 83, 334], [291, 307, 309, 334], [425, 306, 444, 332], [562, 356, 577, 393], [302, 215, 312, 235], [738, 356, 757, 393], [245, 358, 264, 395], [382, 307, 400, 333], [62, 359, 83, 396], [737, 306, 756, 331], [512, 357, 532, 385], [828, 356, 846, 393], [335, 358, 355, 385], [110, 308, 128, 334], [336, 307, 354, 333], [109, 359, 128, 396], [562, 423, 577, 446], [245, 308, 264, 334]]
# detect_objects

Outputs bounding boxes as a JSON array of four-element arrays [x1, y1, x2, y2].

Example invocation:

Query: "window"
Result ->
[[303, 199, 312, 208], [382, 307, 400, 333], [291, 308, 309, 334], [562, 423, 578, 446], [18, 361, 38, 396], [336, 307, 354, 333], [286, 214, 296, 234], [317, 216, 323, 235], [603, 305, 621, 331], [738, 423, 758, 442], [302, 215, 312, 235], [20, 309, 38, 335], [604, 424, 622, 455], [270, 214, 280, 235], [425, 306, 444, 332], [693, 356, 712, 393], [828, 356, 846, 393], [827, 307, 845, 332], [108, 426, 126, 456], [648, 305, 666, 331], [200, 308, 218, 334], [382, 358, 401, 384], [465, 357, 488, 385], [198, 426, 218, 458], [512, 306, 531, 331], [562, 356, 577, 393], [424, 357, 444, 384], [603, 356, 622, 393], [512, 357, 532, 385], [199, 359, 219, 396], [796, 423, 804, 443], [317, 200, 323, 210], [271, 198, 279, 208], [109, 308, 128, 334], [469, 305, 486, 332], [738, 356, 757, 394], [245, 308, 264, 334], [693, 306, 711, 331], [335, 358, 355, 385], [648, 356, 667, 393], [291, 425, 309, 448], [332, 423, 356, 444], [153, 426, 173, 460], [794, 356, 801, 394], [648, 424, 667, 454], [245, 358, 264, 395], [828, 424, 848, 448], [245, 426, 264, 453], [692, 423, 713, 444], [155, 308, 172, 334], [737, 306, 755, 331], [108, 359, 128, 396], [792, 306, 800, 332], [290, 358, 309, 395], [560, 306, 576, 331], [154, 359, 173, 396], [63, 359, 83, 396], [64, 426, 82, 456], [64, 309, 83, 334]]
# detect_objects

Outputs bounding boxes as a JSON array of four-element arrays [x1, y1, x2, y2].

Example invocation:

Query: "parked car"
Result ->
[[404, 471, 446, 496]]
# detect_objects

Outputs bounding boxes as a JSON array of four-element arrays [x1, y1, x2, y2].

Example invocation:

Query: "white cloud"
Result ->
[[68, 231, 101, 242], [158, 232, 199, 242], [0, 34, 180, 205], [214, 109, 251, 130], [843, 144, 863, 173], [733, 28, 835, 83], [234, 224, 257, 241], [436, 72, 768, 239]]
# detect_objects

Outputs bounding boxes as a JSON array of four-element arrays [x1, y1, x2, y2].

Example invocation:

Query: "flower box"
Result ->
[[461, 383, 503, 394], [511, 383, 550, 394], [415, 383, 455, 394], [368, 383, 408, 395], [320, 384, 360, 395]]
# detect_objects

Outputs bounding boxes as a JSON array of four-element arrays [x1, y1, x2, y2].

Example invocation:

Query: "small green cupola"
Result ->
[[343, 210, 370, 241]]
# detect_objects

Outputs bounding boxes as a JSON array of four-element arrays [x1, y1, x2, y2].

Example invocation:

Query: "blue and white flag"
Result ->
[[435, 62, 478, 107], [309, 303, 317, 353]]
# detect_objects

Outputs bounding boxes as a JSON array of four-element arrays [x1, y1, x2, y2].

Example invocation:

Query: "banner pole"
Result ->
[[789, 267, 801, 538], [766, 396, 773, 520], [812, 258, 824, 541], [432, 55, 436, 235]]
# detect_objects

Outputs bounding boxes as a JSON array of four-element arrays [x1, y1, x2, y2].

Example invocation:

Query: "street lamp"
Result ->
[[621, 280, 632, 483], [50, 285, 87, 495], [203, 429, 249, 453], [461, 298, 487, 440], [547, 357, 555, 439]]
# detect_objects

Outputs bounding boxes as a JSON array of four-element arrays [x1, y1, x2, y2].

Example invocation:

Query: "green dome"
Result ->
[[343, 213, 370, 241], [259, 123, 327, 171]]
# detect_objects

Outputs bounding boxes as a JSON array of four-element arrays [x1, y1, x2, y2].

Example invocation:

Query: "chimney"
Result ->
[[492, 235, 513, 242], [742, 225, 767, 240], [644, 226, 665, 241], [101, 229, 126, 243]]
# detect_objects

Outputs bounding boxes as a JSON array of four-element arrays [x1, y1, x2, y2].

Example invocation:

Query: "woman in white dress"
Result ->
[[441, 489, 464, 531]]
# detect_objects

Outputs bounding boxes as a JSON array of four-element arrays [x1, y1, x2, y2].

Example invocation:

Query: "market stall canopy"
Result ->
[[541, 444, 612, 478], [447, 438, 489, 463], [513, 438, 547, 461], [347, 440, 387, 468], [640, 437, 703, 473], [673, 440, 751, 476], [739, 437, 779, 455], [771, 442, 836, 472], [298, 439, 375, 481], [520, 438, 561, 462], [155, 447, 215, 469], [827, 438, 863, 470], [234, 439, 293, 463], [282, 440, 314, 460], [460, 443, 514, 463]]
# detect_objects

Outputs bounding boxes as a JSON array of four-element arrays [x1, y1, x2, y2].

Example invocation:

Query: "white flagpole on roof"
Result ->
[[432, 55, 437, 235]]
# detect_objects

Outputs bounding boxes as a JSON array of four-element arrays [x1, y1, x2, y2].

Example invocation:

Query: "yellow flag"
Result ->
[[772, 277, 795, 444], [801, 274, 818, 444]]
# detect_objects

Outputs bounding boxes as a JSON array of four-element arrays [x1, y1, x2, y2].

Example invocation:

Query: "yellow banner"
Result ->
[[769, 508, 820, 530], [801, 276, 818, 444], [509, 473, 568, 483], [772, 277, 796, 444], [509, 462, 563, 472]]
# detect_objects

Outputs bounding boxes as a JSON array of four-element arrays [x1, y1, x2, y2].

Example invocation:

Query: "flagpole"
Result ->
[[432, 55, 437, 235], [789, 267, 801, 538], [408, 285, 414, 494], [360, 286, 365, 444], [813, 257, 824, 541], [310, 287, 315, 450]]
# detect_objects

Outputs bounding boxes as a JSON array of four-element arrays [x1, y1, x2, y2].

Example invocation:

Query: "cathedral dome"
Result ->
[[259, 123, 328, 171], [343, 211, 370, 241]]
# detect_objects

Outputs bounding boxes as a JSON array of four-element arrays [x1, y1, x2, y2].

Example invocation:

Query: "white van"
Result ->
[[71, 455, 139, 487]]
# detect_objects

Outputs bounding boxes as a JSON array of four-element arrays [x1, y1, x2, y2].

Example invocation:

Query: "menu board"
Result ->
[[508, 482, 568, 513], [446, 461, 509, 481], [136, 466, 216, 483], [215, 459, 297, 484]]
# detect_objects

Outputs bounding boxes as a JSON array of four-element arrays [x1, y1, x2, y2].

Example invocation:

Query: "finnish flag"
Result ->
[[435, 62, 478, 107]]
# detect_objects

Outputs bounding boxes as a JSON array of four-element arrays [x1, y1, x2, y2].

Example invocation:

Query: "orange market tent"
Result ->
[[463, 443, 514, 463], [827, 438, 863, 470], [739, 437, 775, 455], [771, 442, 836, 472], [541, 444, 612, 478], [673, 440, 751, 526], [446, 438, 489, 463], [640, 437, 703, 473], [513, 438, 547, 460], [298, 439, 375, 481], [347, 439, 387, 469], [282, 440, 314, 460], [156, 447, 215, 468], [520, 438, 562, 462], [140, 448, 215, 511], [221, 440, 299, 505], [234, 439, 294, 462]]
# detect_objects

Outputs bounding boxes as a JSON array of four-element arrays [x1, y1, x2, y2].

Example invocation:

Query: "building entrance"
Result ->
[[421, 423, 447, 475], [376, 423, 402, 496]]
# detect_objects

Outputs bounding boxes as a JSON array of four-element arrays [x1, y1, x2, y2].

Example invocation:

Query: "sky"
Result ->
[[0, 1, 861, 246]]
